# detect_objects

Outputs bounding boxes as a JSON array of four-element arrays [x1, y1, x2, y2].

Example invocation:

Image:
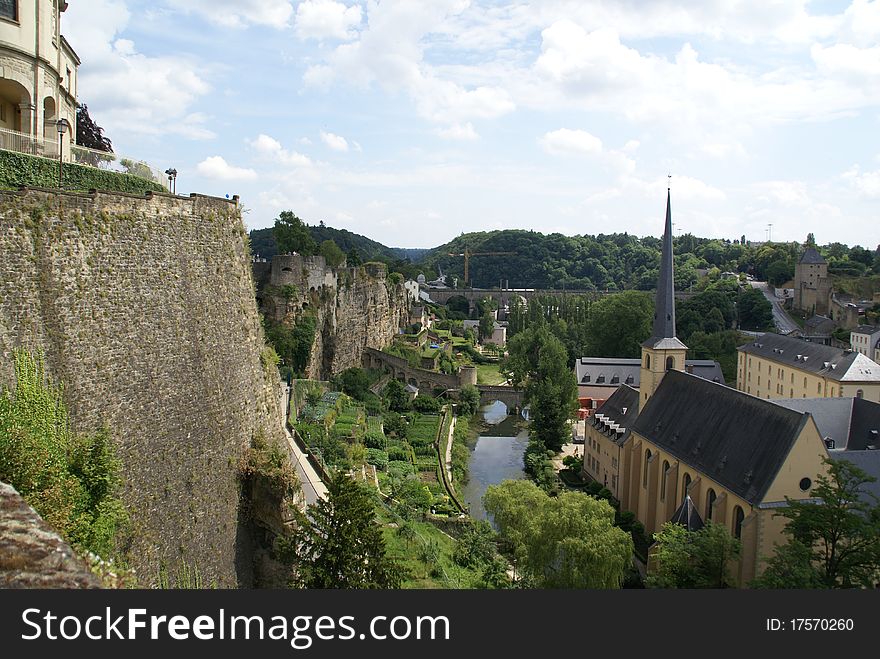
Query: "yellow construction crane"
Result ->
[[448, 248, 515, 287]]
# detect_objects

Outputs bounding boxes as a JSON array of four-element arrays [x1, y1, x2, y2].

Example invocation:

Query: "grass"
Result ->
[[377, 506, 484, 589], [476, 362, 507, 385]]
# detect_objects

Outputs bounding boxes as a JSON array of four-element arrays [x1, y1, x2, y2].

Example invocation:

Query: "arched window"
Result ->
[[856, 389, 864, 399], [660, 460, 670, 500], [706, 489, 716, 521], [643, 450, 651, 488], [683, 473, 691, 494], [645, 354, 651, 369], [733, 506, 745, 539], [666, 356, 674, 371]]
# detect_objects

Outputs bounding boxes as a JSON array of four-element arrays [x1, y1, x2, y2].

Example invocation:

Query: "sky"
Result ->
[[62, 1, 880, 249]]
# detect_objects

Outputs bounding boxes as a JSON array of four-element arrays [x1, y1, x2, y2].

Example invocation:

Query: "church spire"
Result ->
[[642, 187, 686, 350]]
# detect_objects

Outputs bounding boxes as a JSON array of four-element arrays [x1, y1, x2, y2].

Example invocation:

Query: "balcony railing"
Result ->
[[0, 126, 165, 187]]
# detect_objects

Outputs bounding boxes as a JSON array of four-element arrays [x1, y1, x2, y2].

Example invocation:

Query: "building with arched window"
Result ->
[[0, 1, 78, 156]]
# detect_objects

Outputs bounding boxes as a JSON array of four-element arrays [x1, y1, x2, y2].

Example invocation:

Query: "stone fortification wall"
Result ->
[[260, 255, 409, 381], [0, 188, 288, 587]]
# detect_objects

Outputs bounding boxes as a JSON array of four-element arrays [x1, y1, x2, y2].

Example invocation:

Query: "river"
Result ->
[[461, 400, 529, 520]]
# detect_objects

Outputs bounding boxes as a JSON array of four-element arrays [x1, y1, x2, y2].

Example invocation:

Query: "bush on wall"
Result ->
[[0, 150, 166, 195]]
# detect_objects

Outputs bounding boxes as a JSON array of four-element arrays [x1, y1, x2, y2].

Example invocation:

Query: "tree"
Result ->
[[484, 480, 633, 588], [334, 367, 371, 401], [75, 103, 113, 152], [347, 248, 363, 266], [457, 384, 481, 416], [506, 325, 577, 452], [584, 291, 654, 358], [320, 239, 346, 267], [737, 287, 774, 331], [647, 521, 741, 588], [274, 211, 317, 256], [277, 472, 402, 588], [752, 458, 880, 589], [478, 310, 495, 343], [383, 379, 411, 413]]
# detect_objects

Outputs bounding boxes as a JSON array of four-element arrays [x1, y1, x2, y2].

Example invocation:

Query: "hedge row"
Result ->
[[0, 150, 165, 195]]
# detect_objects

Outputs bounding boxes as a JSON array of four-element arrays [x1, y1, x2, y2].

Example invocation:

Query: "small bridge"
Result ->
[[363, 348, 461, 391], [476, 384, 524, 412], [424, 288, 601, 313]]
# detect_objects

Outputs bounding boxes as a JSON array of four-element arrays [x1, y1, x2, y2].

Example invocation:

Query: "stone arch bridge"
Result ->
[[363, 348, 524, 411]]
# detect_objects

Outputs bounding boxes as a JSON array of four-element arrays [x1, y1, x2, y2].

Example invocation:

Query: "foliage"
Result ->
[[0, 150, 164, 193], [237, 431, 300, 501], [75, 103, 113, 153], [412, 395, 442, 414], [478, 311, 495, 342], [737, 287, 774, 331], [320, 239, 346, 267], [276, 473, 403, 588], [484, 480, 632, 588], [506, 325, 577, 452], [453, 520, 498, 568], [274, 211, 317, 256], [752, 458, 880, 589], [264, 315, 316, 377], [646, 522, 741, 588], [456, 384, 481, 416], [584, 291, 654, 358], [0, 349, 129, 560], [384, 379, 411, 412], [333, 367, 371, 402]]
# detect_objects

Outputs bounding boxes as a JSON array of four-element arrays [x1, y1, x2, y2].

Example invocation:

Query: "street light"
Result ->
[[164, 168, 178, 194], [56, 118, 70, 189]]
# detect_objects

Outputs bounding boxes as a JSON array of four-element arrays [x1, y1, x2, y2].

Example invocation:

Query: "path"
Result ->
[[750, 281, 799, 335], [444, 413, 457, 484], [282, 386, 327, 505]]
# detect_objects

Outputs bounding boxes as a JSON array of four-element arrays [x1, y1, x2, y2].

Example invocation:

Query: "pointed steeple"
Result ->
[[643, 187, 686, 350]]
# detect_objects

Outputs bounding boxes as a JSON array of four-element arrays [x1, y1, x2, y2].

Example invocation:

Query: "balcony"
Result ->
[[0, 126, 165, 187]]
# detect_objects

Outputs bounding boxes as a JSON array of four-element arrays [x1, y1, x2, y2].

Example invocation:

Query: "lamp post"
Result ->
[[56, 118, 70, 189], [164, 168, 178, 194]]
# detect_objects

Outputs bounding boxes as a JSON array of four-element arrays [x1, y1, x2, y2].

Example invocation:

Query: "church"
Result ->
[[580, 188, 880, 586]]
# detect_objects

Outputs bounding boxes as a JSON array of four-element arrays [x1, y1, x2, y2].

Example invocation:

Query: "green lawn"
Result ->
[[476, 362, 507, 385], [377, 507, 484, 589]]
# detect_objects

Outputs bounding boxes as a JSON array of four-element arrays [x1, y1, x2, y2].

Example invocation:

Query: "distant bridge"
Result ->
[[475, 384, 524, 411]]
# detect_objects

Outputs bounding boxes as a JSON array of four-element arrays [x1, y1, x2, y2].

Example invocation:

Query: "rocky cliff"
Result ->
[[0, 188, 291, 587], [257, 254, 409, 380]]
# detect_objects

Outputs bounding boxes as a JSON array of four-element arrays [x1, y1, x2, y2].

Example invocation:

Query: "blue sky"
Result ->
[[63, 1, 879, 248]]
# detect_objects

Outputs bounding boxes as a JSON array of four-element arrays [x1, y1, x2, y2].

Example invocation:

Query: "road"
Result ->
[[750, 281, 799, 335]]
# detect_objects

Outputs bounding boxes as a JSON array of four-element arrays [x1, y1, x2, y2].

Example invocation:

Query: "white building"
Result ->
[[0, 1, 78, 155], [851, 325, 880, 360]]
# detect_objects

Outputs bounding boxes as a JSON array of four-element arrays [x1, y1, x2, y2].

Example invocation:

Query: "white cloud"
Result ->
[[167, 0, 293, 29], [622, 140, 640, 153], [196, 156, 258, 181], [842, 166, 880, 199], [320, 130, 349, 152], [437, 123, 479, 140], [295, 0, 362, 40], [63, 0, 213, 142], [539, 128, 602, 156], [249, 134, 312, 166]]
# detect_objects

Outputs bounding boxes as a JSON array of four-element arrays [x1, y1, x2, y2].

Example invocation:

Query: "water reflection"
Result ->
[[461, 401, 528, 520]]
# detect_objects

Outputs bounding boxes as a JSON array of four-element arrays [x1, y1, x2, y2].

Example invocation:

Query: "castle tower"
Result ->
[[640, 187, 688, 404], [794, 247, 830, 316]]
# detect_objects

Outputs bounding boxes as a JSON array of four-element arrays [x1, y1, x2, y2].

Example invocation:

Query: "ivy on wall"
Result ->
[[0, 150, 165, 195]]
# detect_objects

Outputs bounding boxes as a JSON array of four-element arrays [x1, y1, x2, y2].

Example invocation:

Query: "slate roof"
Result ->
[[834, 451, 880, 504], [803, 315, 835, 336], [575, 357, 725, 388], [591, 385, 640, 447], [669, 494, 705, 532], [632, 370, 811, 505], [737, 333, 880, 382], [771, 397, 880, 451], [852, 325, 880, 337], [799, 247, 826, 265], [643, 189, 680, 349]]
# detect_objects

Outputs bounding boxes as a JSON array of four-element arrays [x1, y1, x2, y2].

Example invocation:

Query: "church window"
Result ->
[[733, 506, 745, 539], [706, 489, 716, 521], [645, 354, 651, 369], [0, 0, 17, 21], [660, 460, 670, 500], [683, 473, 691, 494], [856, 390, 864, 399], [666, 356, 674, 371], [643, 450, 651, 488]]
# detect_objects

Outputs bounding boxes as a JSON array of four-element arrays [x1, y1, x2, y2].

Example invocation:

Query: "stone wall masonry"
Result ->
[[0, 188, 289, 587]]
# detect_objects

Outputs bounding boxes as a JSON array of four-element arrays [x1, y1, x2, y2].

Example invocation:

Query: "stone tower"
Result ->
[[794, 247, 831, 316], [640, 188, 688, 405]]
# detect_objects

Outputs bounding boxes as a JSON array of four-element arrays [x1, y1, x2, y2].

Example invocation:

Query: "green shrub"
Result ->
[[0, 150, 165, 194]]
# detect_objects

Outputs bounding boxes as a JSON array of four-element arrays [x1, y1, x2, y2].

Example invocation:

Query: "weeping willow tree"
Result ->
[[484, 479, 633, 588], [0, 349, 128, 560]]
